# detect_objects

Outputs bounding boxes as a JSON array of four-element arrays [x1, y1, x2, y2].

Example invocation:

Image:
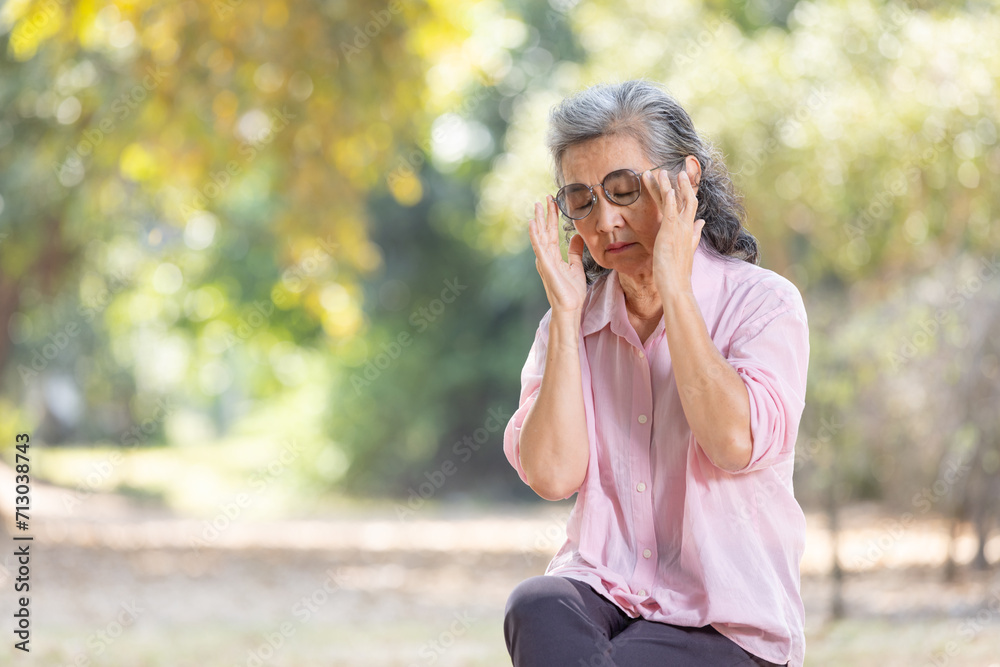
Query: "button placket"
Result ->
[[629, 343, 657, 600]]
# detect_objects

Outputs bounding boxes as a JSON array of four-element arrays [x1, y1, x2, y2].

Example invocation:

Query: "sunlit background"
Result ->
[[0, 0, 999, 664]]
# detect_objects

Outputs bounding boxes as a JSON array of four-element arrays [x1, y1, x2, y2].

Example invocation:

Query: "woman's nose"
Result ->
[[592, 194, 625, 233]]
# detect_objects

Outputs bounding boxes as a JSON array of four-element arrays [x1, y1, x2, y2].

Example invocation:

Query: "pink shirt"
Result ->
[[503, 242, 810, 666]]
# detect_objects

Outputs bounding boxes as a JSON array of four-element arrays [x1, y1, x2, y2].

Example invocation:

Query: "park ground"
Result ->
[[0, 462, 998, 666]]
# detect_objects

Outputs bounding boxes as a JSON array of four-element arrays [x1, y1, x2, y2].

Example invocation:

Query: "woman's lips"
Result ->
[[606, 243, 636, 254]]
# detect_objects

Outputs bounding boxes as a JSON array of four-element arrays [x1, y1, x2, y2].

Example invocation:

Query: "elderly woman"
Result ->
[[502, 80, 809, 667]]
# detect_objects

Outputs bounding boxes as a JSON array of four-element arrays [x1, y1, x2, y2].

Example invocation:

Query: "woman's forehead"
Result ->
[[561, 134, 651, 183]]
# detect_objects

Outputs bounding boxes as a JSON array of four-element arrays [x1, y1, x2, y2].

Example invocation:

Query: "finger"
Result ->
[[658, 170, 679, 218], [665, 187, 677, 220], [567, 233, 586, 269], [658, 168, 674, 194], [644, 169, 661, 202], [644, 170, 665, 218], [546, 196, 560, 248], [528, 206, 544, 256], [551, 197, 571, 259], [533, 201, 551, 251], [665, 171, 681, 216], [693, 218, 706, 246], [537, 197, 556, 252], [678, 171, 696, 216], [531, 200, 560, 266]]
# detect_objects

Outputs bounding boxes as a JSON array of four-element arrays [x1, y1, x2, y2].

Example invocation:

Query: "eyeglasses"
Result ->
[[554, 164, 671, 220]]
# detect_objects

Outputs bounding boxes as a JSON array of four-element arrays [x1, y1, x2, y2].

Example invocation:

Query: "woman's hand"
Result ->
[[522, 195, 591, 499], [529, 195, 588, 315], [643, 167, 754, 471], [643, 168, 705, 295]]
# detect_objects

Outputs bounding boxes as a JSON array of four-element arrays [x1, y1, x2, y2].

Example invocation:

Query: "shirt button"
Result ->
[[637, 350, 645, 359], [643, 549, 652, 559], [636, 482, 646, 493], [637, 414, 647, 424], [637, 589, 647, 597]]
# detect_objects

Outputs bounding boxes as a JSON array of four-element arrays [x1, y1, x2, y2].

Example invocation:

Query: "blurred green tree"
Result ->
[[0, 0, 484, 452]]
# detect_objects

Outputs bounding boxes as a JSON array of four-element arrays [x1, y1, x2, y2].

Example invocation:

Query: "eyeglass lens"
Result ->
[[556, 169, 644, 220]]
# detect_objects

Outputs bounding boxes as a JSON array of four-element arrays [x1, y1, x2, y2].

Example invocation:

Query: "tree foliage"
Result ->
[[2, 0, 998, 529], [0, 0, 486, 457]]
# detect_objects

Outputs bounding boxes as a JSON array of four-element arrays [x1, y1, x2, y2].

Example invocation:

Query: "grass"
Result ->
[[4, 611, 998, 666], [5, 444, 999, 666]]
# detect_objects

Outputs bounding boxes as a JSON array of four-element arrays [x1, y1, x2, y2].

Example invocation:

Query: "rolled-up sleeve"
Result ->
[[503, 309, 552, 485], [727, 291, 810, 475]]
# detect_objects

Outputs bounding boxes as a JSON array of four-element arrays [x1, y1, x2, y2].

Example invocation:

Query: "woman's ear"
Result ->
[[684, 155, 702, 191]]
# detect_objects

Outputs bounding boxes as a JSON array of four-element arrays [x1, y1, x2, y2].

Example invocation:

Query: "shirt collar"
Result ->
[[581, 242, 719, 340], [580, 269, 621, 338]]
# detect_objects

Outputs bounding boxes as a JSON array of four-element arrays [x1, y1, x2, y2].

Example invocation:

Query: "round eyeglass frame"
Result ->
[[554, 163, 672, 220]]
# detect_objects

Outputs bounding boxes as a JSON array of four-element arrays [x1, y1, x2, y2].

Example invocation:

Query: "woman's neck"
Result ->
[[618, 272, 662, 321]]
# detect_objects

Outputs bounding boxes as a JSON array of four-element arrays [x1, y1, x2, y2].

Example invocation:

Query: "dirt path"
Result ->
[[0, 467, 998, 666]]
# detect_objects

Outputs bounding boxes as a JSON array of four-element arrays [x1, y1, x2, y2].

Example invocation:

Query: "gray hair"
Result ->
[[545, 80, 759, 284]]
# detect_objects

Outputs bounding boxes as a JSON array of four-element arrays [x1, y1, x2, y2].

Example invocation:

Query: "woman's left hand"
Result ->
[[643, 168, 705, 295]]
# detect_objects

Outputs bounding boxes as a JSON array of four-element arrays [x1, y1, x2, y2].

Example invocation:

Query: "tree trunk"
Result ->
[[827, 454, 845, 619]]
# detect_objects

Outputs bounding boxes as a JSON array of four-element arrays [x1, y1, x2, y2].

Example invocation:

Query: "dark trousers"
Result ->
[[504, 576, 786, 667]]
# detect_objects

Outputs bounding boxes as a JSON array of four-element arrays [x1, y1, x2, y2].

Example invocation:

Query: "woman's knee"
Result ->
[[505, 575, 579, 625]]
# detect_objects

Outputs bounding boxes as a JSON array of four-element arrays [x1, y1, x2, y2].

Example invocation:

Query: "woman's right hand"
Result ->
[[529, 196, 588, 316]]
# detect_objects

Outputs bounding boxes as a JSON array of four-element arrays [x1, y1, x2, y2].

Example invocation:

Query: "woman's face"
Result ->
[[560, 134, 694, 281]]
